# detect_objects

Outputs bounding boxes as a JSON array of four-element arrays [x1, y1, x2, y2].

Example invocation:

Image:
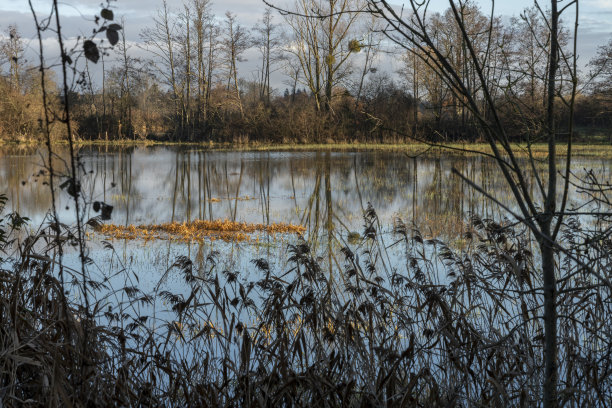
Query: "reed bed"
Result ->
[[0, 194, 611, 406], [96, 219, 306, 243]]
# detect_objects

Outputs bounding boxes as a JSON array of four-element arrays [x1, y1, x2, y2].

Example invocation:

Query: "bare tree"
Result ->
[[589, 38, 612, 97], [140, 0, 183, 135], [253, 8, 284, 104], [284, 0, 364, 112], [205, 21, 222, 122], [586, 37, 612, 129], [191, 0, 213, 125], [222, 11, 250, 118], [179, 5, 193, 135], [114, 17, 139, 139], [399, 46, 450, 130], [353, 15, 382, 107], [366, 0, 580, 406], [282, 56, 302, 102], [0, 25, 25, 92]]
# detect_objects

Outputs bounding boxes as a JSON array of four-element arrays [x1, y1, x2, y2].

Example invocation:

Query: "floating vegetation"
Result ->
[[97, 219, 306, 243], [208, 195, 256, 202]]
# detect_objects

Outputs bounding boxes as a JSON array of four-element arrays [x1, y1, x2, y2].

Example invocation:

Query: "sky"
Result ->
[[1, 0, 611, 89]]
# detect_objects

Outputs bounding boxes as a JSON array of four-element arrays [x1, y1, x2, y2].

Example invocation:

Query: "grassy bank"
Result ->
[[3, 139, 612, 158]]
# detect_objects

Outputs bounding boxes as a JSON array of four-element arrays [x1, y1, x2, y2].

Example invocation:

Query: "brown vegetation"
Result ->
[[2, 195, 612, 406], [2, 4, 611, 145], [2, 1, 612, 406], [97, 219, 306, 242]]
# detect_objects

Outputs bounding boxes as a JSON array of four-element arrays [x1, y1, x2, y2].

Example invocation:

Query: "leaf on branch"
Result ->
[[60, 178, 80, 198], [83, 40, 100, 63], [101, 204, 113, 220], [108, 24, 122, 31], [101, 8, 114, 21], [92, 201, 113, 220], [106, 29, 119, 46]]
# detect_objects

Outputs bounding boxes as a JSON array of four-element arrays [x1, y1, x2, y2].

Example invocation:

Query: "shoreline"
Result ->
[[2, 139, 612, 157]]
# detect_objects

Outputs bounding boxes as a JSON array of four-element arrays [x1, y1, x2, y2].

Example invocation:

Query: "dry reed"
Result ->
[[97, 219, 306, 243]]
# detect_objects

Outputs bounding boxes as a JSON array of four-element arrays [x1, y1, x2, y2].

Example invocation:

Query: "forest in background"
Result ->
[[0, 0, 611, 144]]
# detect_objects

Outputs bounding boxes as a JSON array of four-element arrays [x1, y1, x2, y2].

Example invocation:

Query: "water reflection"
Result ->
[[2, 145, 608, 249]]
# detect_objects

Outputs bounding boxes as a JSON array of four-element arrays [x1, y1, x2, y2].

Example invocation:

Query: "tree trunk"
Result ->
[[541, 235, 558, 407], [542, 1, 559, 406]]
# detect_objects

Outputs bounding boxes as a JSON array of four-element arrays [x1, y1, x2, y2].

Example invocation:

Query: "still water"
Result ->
[[3, 145, 611, 243], [2, 144, 611, 308]]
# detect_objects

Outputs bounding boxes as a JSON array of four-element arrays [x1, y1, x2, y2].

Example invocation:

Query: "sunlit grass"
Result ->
[[96, 219, 306, 243], [55, 139, 612, 157]]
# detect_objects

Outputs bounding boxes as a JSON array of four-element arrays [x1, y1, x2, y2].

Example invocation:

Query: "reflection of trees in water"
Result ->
[[1, 146, 577, 242]]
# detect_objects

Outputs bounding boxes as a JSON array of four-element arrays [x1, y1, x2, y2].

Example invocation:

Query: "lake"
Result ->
[[3, 145, 610, 240], [2, 144, 611, 393], [1, 143, 609, 288]]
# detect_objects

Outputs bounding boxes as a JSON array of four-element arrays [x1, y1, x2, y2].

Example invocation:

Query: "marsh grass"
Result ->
[[1, 191, 611, 406], [29, 139, 612, 159], [96, 219, 306, 243]]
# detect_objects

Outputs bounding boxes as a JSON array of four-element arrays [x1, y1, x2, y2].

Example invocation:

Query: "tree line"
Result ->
[[1, 0, 611, 143]]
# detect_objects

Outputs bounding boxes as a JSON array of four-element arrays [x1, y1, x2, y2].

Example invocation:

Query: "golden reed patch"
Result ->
[[97, 219, 306, 243]]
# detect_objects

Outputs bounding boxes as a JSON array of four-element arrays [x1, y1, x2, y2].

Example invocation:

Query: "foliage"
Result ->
[[0, 197, 611, 406], [2, 3, 612, 143]]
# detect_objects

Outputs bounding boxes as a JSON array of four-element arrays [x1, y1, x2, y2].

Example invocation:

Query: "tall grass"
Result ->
[[1, 191, 611, 406]]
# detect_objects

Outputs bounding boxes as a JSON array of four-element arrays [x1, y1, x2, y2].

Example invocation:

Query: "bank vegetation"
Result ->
[[1, 2, 612, 144]]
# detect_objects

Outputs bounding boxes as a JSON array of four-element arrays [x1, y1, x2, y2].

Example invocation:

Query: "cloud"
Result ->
[[2, 0, 612, 90], [584, 0, 612, 10]]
